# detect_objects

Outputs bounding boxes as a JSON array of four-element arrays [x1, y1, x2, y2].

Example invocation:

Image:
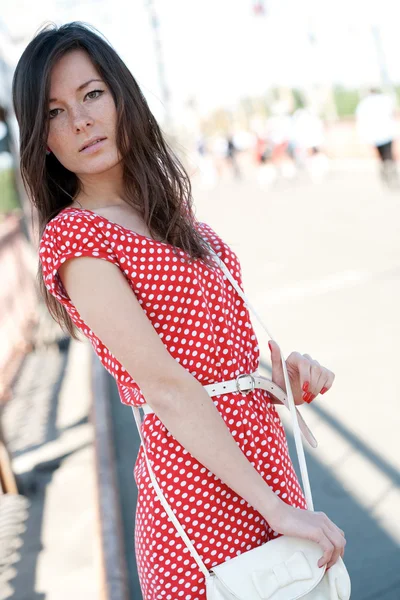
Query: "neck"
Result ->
[[76, 162, 126, 209]]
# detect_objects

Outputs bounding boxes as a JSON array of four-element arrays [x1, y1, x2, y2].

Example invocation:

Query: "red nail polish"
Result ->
[[320, 387, 328, 395], [305, 393, 315, 404], [268, 342, 272, 351], [302, 382, 309, 393]]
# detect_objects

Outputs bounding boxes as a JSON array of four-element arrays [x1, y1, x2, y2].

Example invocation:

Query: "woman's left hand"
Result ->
[[268, 340, 335, 405]]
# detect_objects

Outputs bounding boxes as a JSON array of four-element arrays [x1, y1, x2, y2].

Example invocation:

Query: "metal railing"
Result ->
[[0, 213, 38, 405]]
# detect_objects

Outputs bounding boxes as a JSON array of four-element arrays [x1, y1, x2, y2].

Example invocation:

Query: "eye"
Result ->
[[85, 89, 104, 100], [49, 108, 62, 119]]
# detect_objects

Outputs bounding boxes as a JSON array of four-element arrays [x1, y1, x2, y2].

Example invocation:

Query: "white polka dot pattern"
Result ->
[[39, 207, 307, 600]]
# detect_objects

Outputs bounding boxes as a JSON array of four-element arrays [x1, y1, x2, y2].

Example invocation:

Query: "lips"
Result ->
[[79, 137, 107, 152]]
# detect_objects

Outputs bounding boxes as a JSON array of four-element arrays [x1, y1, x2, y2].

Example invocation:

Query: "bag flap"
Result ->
[[210, 537, 325, 600]]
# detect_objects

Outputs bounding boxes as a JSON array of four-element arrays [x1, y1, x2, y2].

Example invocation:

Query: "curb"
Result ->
[[92, 352, 130, 600]]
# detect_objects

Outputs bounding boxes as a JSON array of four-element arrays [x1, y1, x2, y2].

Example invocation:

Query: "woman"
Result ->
[[13, 22, 345, 600]]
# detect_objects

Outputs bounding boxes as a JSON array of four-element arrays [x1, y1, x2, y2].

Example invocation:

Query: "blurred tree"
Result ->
[[0, 170, 19, 217], [0, 105, 20, 217], [203, 108, 233, 135], [333, 86, 361, 117], [292, 89, 306, 111], [394, 87, 400, 107]]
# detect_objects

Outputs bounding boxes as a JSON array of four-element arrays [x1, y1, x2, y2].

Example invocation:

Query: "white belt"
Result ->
[[141, 372, 317, 448]]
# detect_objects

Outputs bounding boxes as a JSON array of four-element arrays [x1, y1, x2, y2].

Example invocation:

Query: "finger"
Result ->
[[268, 340, 283, 382], [314, 368, 330, 396], [315, 531, 335, 568], [333, 532, 346, 560], [318, 513, 346, 566], [325, 369, 335, 390], [328, 523, 345, 538], [325, 540, 341, 569], [327, 549, 344, 569], [297, 357, 312, 400], [324, 516, 346, 543], [318, 369, 335, 396], [303, 354, 336, 398], [324, 525, 346, 568], [301, 355, 324, 401], [324, 533, 347, 566], [308, 361, 324, 396]]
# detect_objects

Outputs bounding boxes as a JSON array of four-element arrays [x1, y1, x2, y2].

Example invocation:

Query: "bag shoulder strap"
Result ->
[[132, 406, 211, 579], [210, 250, 314, 511]]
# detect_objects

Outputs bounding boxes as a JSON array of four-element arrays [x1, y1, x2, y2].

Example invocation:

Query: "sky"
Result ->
[[2, 0, 400, 121]]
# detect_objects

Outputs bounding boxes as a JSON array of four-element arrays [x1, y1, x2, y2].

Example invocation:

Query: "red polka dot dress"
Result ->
[[39, 207, 306, 600]]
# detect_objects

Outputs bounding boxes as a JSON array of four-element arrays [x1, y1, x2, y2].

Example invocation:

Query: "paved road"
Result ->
[[111, 162, 400, 599], [2, 328, 100, 600], [4, 162, 399, 599], [191, 162, 400, 599]]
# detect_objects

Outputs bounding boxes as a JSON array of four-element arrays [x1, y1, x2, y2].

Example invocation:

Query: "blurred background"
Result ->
[[0, 1, 399, 599]]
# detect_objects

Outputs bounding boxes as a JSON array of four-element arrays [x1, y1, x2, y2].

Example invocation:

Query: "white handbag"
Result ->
[[132, 249, 351, 599]]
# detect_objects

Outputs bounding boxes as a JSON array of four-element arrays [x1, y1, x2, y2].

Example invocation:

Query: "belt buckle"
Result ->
[[235, 373, 255, 395]]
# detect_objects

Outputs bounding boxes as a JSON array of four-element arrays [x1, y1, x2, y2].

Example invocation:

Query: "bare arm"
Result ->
[[59, 256, 281, 521]]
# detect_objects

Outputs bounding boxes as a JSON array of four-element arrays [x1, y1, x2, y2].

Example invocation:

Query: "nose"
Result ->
[[71, 105, 94, 133]]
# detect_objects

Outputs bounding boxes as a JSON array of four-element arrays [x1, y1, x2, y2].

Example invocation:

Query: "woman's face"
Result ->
[[47, 49, 120, 177]]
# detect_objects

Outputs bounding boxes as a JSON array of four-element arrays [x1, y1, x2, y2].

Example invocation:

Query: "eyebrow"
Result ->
[[49, 79, 104, 103]]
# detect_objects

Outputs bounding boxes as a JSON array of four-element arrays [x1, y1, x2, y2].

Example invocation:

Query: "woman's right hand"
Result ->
[[267, 501, 346, 570]]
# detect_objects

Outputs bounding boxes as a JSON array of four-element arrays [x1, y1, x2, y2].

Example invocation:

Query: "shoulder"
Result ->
[[39, 208, 119, 301], [197, 220, 242, 277], [40, 208, 114, 258], [197, 221, 225, 256], [40, 208, 102, 244]]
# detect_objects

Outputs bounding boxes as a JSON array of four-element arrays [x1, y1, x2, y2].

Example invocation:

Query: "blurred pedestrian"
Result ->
[[225, 134, 241, 179], [195, 134, 217, 189], [266, 112, 296, 180], [356, 88, 398, 187], [0, 106, 13, 171], [291, 108, 330, 183], [254, 133, 277, 189]]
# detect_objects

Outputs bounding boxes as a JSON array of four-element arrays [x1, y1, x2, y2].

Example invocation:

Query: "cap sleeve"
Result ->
[[40, 210, 120, 303], [39, 210, 145, 407]]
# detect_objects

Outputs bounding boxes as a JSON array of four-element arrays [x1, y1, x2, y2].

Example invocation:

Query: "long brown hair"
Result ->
[[12, 22, 213, 339]]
